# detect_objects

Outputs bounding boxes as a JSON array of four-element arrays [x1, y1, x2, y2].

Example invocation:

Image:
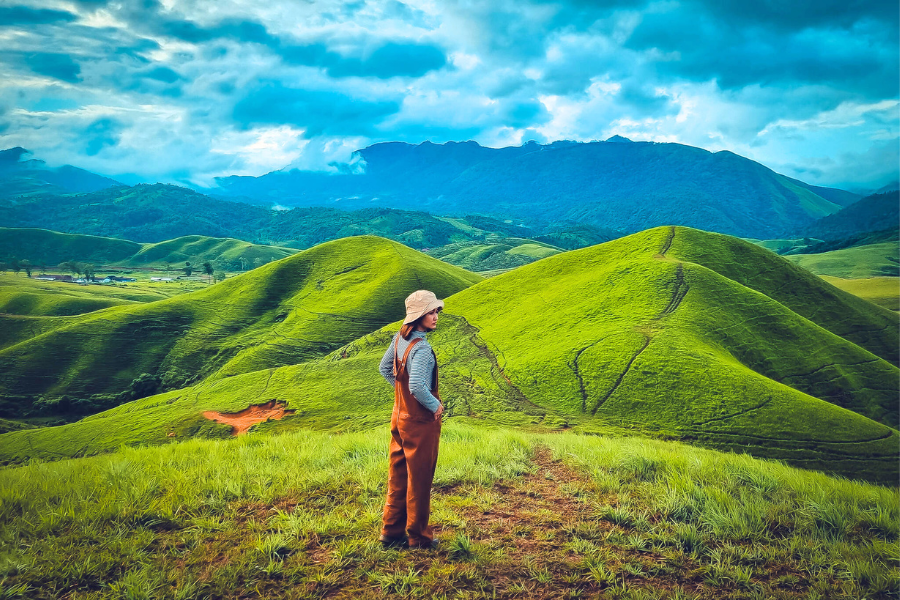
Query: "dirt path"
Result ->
[[202, 400, 295, 435], [423, 446, 703, 599]]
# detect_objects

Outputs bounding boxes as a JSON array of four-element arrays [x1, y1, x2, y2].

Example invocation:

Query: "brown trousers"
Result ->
[[381, 337, 441, 547]]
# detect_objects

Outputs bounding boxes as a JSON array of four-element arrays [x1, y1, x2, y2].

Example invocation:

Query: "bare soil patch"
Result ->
[[202, 400, 295, 435]]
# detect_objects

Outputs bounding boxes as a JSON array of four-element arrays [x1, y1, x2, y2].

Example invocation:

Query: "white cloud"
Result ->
[[0, 0, 894, 190], [758, 100, 900, 136]]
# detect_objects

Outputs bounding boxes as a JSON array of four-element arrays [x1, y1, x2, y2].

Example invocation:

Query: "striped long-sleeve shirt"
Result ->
[[379, 331, 441, 413]]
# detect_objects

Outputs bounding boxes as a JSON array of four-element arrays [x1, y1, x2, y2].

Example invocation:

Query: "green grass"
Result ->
[[0, 236, 482, 417], [0, 423, 896, 599], [3, 227, 896, 483], [785, 242, 899, 278], [425, 237, 562, 272], [0, 227, 299, 270], [0, 274, 160, 317], [128, 235, 298, 267], [669, 228, 898, 364], [747, 238, 822, 254], [820, 276, 899, 312], [0, 227, 140, 266]]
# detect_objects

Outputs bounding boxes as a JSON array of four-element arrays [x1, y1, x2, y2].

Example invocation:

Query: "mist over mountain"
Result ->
[[214, 138, 860, 239], [0, 147, 120, 197]]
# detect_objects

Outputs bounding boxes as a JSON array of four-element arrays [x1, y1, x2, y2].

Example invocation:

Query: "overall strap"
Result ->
[[401, 337, 422, 366], [393, 335, 423, 376]]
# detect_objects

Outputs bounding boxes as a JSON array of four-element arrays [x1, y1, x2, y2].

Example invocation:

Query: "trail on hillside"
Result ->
[[582, 228, 690, 414], [591, 335, 651, 415], [450, 314, 546, 418]]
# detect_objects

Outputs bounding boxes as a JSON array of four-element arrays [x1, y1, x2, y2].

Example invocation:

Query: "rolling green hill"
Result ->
[[0, 236, 482, 419], [0, 273, 182, 317], [821, 276, 899, 312], [127, 235, 297, 269], [785, 241, 899, 278], [4, 227, 896, 483], [0, 227, 141, 266], [0, 227, 299, 271], [425, 237, 562, 272], [0, 208, 604, 274]]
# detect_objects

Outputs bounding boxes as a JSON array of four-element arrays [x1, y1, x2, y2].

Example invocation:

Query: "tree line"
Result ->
[[0, 258, 101, 279], [0, 258, 230, 282]]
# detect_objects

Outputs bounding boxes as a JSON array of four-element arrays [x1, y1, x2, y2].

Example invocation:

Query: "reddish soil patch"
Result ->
[[202, 400, 295, 435]]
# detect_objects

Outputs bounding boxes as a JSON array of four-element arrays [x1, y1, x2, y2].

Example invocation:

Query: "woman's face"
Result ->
[[418, 308, 440, 331]]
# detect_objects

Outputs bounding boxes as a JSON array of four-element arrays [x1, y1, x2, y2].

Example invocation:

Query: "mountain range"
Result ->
[[0, 140, 875, 243], [0, 147, 119, 197], [214, 138, 861, 238]]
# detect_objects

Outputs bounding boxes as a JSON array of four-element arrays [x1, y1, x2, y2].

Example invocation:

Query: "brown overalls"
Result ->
[[381, 336, 441, 547]]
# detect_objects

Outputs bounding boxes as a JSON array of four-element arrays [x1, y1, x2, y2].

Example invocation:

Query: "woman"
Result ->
[[378, 289, 445, 549]]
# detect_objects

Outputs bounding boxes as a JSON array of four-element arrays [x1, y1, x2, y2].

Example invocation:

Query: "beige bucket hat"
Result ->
[[403, 290, 444, 324]]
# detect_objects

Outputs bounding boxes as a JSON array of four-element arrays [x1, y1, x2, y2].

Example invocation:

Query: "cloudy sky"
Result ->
[[0, 0, 897, 191]]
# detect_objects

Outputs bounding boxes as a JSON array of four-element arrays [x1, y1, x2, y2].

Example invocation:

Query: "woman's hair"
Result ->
[[399, 319, 419, 340], [400, 307, 441, 340]]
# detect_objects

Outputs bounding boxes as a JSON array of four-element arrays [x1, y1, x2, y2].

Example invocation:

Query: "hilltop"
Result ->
[[4, 227, 896, 483], [0, 236, 481, 420], [214, 139, 859, 238]]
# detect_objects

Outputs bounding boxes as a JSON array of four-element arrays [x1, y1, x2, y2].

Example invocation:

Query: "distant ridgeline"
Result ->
[[800, 191, 899, 240], [1, 228, 897, 484], [213, 138, 861, 239], [1, 143, 889, 264], [0, 227, 297, 273], [0, 188, 616, 272]]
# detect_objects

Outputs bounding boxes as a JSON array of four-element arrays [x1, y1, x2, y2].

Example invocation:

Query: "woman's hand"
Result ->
[[434, 404, 444, 420]]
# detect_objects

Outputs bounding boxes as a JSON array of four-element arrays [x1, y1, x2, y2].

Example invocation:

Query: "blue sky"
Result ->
[[0, 0, 897, 191]]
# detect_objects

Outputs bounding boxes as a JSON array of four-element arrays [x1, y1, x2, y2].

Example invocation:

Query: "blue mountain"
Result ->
[[213, 139, 859, 238]]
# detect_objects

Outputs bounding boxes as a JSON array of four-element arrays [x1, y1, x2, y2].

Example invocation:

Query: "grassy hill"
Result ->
[[0, 272, 225, 321], [0, 278, 141, 316], [0, 424, 896, 599], [0, 227, 299, 272], [785, 242, 899, 278], [425, 237, 562, 272], [0, 201, 605, 273], [127, 235, 297, 269], [0, 227, 141, 266], [3, 227, 896, 483], [0, 236, 482, 420], [821, 276, 899, 312]]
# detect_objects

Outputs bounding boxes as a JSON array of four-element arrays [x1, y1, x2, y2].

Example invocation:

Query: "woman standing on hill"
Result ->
[[378, 289, 445, 550]]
